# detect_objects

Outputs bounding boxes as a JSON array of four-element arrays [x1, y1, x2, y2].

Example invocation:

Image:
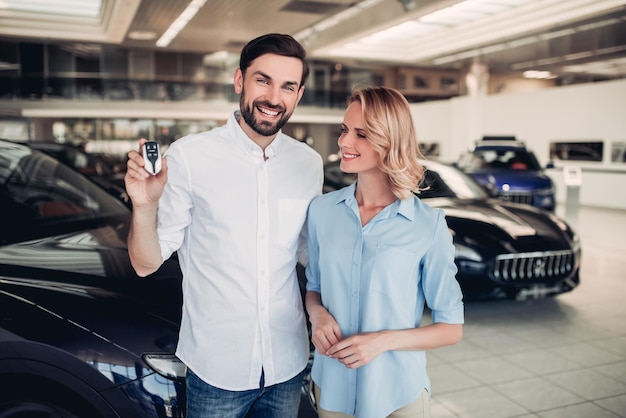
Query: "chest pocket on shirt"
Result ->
[[370, 245, 419, 300], [278, 199, 309, 248]]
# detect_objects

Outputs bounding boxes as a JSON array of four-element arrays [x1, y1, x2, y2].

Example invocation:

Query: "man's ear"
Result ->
[[296, 86, 305, 105], [234, 68, 243, 94]]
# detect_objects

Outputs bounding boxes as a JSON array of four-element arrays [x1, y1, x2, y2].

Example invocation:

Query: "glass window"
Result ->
[[397, 74, 406, 90], [414, 76, 428, 88], [20, 43, 44, 74], [48, 77, 76, 99], [0, 42, 19, 67], [129, 51, 154, 79], [180, 53, 203, 78], [155, 51, 179, 78], [440, 76, 458, 90], [549, 141, 603, 162], [419, 143, 440, 157], [76, 50, 101, 73], [459, 149, 541, 171], [101, 46, 128, 76], [48, 45, 74, 73], [611, 141, 626, 163]]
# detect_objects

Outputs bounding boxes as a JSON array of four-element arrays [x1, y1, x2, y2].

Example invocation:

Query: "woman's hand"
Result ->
[[305, 291, 343, 355], [310, 307, 343, 356], [327, 331, 389, 369]]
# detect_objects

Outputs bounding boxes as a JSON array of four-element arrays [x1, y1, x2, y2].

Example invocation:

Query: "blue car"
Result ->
[[456, 137, 556, 212]]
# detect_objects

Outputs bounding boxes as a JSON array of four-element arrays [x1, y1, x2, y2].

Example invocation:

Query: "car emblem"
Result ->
[[533, 258, 546, 276]]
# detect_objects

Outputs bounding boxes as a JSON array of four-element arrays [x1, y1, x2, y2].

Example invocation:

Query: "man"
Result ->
[[124, 33, 323, 417]]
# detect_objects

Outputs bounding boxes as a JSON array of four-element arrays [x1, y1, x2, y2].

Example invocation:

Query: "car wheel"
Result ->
[[0, 377, 104, 418], [0, 400, 81, 418]]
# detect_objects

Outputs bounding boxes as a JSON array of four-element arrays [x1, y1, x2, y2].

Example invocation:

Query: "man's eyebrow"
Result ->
[[253, 70, 300, 88]]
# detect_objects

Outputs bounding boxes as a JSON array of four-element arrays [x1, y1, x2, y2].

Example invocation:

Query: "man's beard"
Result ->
[[240, 93, 292, 137]]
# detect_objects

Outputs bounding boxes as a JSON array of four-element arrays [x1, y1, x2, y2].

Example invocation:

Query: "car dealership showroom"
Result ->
[[0, 0, 625, 417]]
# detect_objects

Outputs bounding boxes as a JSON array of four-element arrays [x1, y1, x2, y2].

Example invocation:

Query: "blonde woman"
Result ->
[[305, 86, 464, 418]]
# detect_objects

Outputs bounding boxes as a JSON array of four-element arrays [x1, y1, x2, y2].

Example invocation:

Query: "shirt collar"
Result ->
[[335, 182, 416, 222], [230, 111, 283, 158]]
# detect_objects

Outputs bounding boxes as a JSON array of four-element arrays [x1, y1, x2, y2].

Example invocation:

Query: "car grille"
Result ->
[[492, 250, 576, 282], [498, 191, 532, 205]]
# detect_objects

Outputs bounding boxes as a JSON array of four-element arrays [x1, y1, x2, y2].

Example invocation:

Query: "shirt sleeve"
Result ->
[[157, 143, 194, 261], [421, 210, 465, 324], [297, 158, 323, 268], [304, 199, 321, 293], [296, 217, 309, 267]]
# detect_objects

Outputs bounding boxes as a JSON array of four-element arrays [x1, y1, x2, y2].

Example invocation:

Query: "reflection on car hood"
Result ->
[[0, 225, 131, 278], [469, 170, 553, 189], [426, 197, 569, 245], [0, 224, 183, 363]]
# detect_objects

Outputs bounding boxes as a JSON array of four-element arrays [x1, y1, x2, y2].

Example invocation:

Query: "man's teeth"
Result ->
[[259, 108, 279, 116]]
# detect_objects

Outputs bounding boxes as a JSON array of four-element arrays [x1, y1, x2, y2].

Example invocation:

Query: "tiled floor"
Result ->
[[428, 205, 626, 418]]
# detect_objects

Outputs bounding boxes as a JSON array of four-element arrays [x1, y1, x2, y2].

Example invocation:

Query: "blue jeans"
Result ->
[[185, 368, 305, 418]]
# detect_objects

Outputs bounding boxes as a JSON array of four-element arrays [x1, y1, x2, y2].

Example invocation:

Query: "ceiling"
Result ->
[[1, 0, 625, 81]]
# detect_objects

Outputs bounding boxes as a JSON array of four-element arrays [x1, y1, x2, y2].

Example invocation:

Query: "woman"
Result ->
[[305, 86, 464, 418]]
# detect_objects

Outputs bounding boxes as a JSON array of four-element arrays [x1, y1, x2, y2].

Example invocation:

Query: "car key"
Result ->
[[142, 141, 162, 175]]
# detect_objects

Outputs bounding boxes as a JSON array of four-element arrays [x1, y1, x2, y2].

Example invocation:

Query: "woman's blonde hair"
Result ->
[[347, 86, 425, 199]]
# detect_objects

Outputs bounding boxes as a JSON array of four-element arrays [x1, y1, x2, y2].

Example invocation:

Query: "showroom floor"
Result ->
[[427, 204, 626, 418]]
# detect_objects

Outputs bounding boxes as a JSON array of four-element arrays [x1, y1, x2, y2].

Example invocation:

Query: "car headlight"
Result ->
[[142, 353, 187, 381], [571, 231, 581, 254], [454, 243, 483, 262], [535, 186, 555, 196]]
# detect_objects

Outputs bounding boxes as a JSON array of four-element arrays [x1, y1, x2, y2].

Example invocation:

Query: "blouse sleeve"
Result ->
[[421, 209, 465, 324]]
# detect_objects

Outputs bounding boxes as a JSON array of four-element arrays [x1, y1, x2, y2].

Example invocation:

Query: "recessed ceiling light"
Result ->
[[128, 30, 157, 41], [523, 70, 555, 79], [156, 0, 208, 47]]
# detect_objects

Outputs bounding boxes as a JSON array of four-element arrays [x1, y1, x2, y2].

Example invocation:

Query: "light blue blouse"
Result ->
[[305, 183, 464, 418]]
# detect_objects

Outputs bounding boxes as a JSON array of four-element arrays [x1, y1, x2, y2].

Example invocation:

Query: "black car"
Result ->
[[0, 140, 316, 417], [324, 158, 581, 301]]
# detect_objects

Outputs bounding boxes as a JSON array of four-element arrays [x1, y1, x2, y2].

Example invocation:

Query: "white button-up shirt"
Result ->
[[157, 112, 323, 390]]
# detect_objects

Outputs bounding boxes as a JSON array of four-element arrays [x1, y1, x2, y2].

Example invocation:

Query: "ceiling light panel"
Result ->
[[312, 0, 626, 65], [0, 0, 103, 18], [317, 0, 544, 60], [156, 0, 207, 47]]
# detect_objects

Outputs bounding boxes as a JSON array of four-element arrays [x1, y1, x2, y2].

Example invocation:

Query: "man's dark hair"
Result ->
[[239, 33, 309, 87]]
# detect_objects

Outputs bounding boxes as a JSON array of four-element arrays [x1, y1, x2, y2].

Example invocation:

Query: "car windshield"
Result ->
[[458, 149, 541, 171], [420, 162, 489, 200], [0, 141, 130, 244]]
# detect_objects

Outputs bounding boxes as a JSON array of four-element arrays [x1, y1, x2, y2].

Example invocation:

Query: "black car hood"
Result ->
[[425, 197, 573, 252], [0, 223, 183, 364]]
